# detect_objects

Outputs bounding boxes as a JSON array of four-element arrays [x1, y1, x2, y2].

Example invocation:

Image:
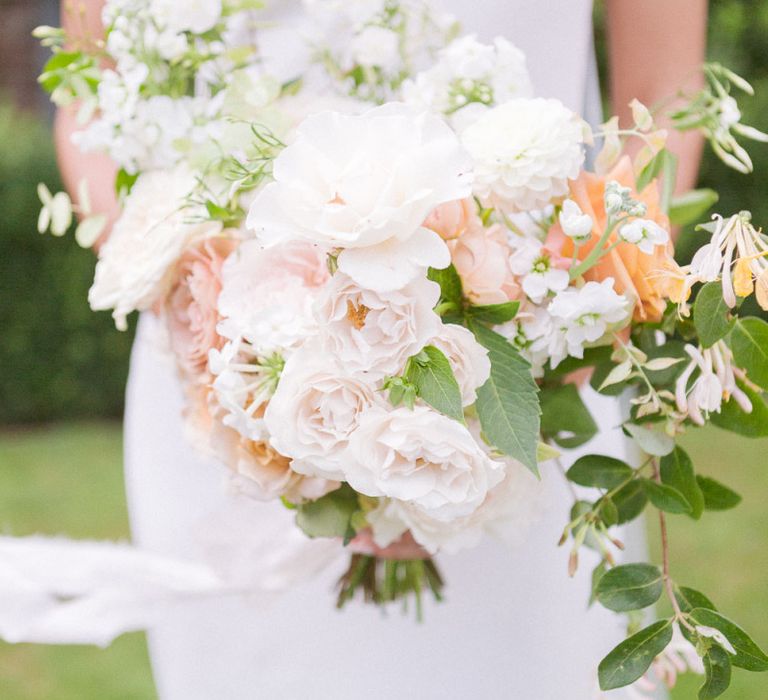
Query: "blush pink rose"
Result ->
[[449, 222, 522, 305], [167, 235, 238, 377], [423, 198, 475, 241]]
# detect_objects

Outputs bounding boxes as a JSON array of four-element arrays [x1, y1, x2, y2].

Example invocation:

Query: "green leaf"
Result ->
[[598, 496, 619, 527], [697, 476, 742, 511], [689, 608, 768, 671], [660, 446, 705, 519], [469, 322, 540, 475], [636, 149, 670, 192], [675, 586, 717, 614], [728, 317, 768, 390], [428, 265, 463, 316], [595, 563, 664, 612], [295, 486, 360, 541], [659, 151, 678, 214], [540, 383, 598, 449], [641, 479, 692, 514], [613, 480, 649, 524], [590, 561, 608, 606], [669, 188, 719, 228], [710, 380, 768, 437], [406, 345, 464, 422], [115, 168, 139, 197], [590, 360, 631, 396], [567, 454, 634, 489], [699, 645, 732, 699], [465, 301, 520, 325], [598, 620, 674, 690], [694, 282, 734, 348], [623, 423, 675, 456]]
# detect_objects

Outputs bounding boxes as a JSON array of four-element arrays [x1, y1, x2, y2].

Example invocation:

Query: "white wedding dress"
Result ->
[[125, 2, 657, 698]]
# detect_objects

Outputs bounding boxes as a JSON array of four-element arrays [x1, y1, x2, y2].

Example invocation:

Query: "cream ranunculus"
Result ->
[[314, 272, 442, 379], [461, 98, 587, 212], [264, 348, 382, 481], [89, 168, 215, 330], [247, 104, 472, 290], [345, 406, 505, 524], [428, 324, 490, 406]]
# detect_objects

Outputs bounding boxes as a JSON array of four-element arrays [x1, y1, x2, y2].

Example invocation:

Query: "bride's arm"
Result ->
[[606, 0, 707, 200], [53, 0, 119, 241]]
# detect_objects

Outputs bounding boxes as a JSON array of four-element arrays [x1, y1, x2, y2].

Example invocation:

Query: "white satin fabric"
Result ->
[[125, 2, 654, 698]]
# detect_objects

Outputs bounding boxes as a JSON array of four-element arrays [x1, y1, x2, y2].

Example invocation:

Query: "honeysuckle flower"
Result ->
[[461, 97, 587, 212], [428, 324, 491, 406], [264, 347, 382, 482], [619, 218, 670, 255], [675, 341, 752, 425], [509, 237, 570, 303], [679, 212, 768, 311], [546, 279, 630, 367], [247, 104, 472, 290], [559, 198, 594, 242], [313, 272, 442, 379]]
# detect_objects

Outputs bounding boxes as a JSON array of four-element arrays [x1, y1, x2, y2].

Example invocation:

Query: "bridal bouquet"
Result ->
[[30, 0, 768, 696]]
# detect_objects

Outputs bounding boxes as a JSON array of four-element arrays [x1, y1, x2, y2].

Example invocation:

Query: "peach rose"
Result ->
[[449, 222, 521, 305], [547, 156, 675, 322], [167, 235, 238, 378], [423, 198, 475, 241]]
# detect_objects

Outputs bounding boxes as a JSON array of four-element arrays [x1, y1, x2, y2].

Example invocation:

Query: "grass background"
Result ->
[[0, 422, 765, 699]]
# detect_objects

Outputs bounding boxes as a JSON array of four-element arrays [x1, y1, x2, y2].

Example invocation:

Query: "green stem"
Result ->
[[569, 215, 626, 280]]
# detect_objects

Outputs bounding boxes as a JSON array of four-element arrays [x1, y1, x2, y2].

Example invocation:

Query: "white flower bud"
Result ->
[[559, 199, 593, 241], [619, 218, 669, 254]]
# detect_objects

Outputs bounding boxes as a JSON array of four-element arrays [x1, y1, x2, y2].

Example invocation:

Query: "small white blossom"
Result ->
[[509, 237, 570, 303], [619, 218, 670, 254]]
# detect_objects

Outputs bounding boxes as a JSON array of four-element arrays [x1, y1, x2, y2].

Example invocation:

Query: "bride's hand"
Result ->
[[347, 529, 429, 560]]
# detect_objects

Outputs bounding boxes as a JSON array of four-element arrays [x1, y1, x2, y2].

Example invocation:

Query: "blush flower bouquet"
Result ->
[[21, 0, 768, 695]]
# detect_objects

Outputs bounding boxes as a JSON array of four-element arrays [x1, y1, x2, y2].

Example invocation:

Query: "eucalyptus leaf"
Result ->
[[689, 608, 768, 671], [540, 384, 598, 449], [660, 446, 704, 520], [728, 317, 768, 390], [598, 620, 673, 690], [469, 322, 540, 474], [406, 345, 464, 422], [710, 380, 768, 437], [567, 455, 634, 489], [675, 586, 717, 614], [613, 480, 649, 524], [641, 479, 692, 514], [624, 423, 675, 456], [697, 476, 742, 511], [694, 282, 734, 348], [699, 645, 732, 699], [669, 188, 719, 228], [295, 486, 360, 541], [595, 563, 663, 612]]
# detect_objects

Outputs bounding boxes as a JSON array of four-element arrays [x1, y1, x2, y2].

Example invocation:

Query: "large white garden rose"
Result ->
[[314, 272, 442, 379], [264, 348, 381, 481], [89, 168, 215, 330], [246, 104, 472, 289], [461, 98, 587, 212], [345, 406, 505, 524]]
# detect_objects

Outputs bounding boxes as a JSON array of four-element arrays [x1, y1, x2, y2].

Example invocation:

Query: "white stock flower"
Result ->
[[429, 324, 491, 406], [619, 218, 670, 255], [546, 279, 629, 367], [264, 350, 381, 481], [509, 237, 570, 303], [247, 104, 471, 290], [149, 0, 222, 34], [402, 35, 532, 117], [559, 198, 594, 241], [314, 272, 441, 379], [216, 240, 329, 354], [347, 406, 505, 525], [461, 98, 586, 212], [88, 168, 212, 330], [349, 26, 401, 71]]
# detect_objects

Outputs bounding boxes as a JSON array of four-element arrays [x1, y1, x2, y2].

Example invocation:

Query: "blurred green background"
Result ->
[[0, 0, 766, 698]]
